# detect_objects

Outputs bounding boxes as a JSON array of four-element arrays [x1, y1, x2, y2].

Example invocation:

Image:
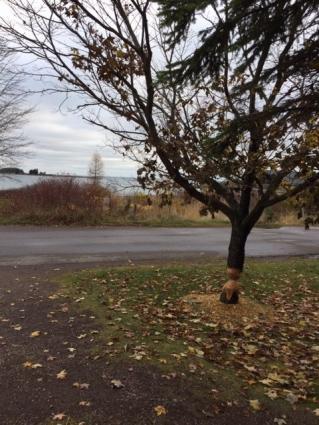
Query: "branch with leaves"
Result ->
[[2, 0, 319, 303]]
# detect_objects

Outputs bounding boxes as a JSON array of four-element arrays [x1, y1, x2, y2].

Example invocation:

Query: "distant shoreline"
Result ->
[[0, 171, 134, 179], [0, 173, 138, 193]]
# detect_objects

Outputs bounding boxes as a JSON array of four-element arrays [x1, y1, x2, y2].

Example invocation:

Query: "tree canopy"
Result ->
[[2, 0, 319, 301], [154, 0, 319, 225], [156, 0, 319, 80]]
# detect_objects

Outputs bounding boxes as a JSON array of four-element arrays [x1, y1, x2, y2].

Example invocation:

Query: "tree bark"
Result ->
[[227, 226, 247, 271], [220, 226, 248, 304]]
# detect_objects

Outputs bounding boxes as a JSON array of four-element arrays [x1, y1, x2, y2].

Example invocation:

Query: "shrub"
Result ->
[[3, 177, 112, 224]]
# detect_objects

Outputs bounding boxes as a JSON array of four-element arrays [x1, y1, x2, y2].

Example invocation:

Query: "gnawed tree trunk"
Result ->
[[220, 226, 248, 304]]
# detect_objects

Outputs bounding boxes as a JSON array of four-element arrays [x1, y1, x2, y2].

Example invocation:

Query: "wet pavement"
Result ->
[[0, 225, 318, 265]]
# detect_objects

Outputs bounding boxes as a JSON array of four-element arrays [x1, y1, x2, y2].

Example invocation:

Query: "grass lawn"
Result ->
[[59, 259, 319, 421], [0, 211, 281, 228]]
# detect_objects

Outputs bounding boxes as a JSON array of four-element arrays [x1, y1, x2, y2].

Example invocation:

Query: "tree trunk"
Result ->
[[220, 226, 248, 304]]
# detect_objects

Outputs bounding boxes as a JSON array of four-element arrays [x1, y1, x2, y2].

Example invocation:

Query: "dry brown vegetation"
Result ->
[[0, 178, 108, 224], [0, 177, 226, 226], [0, 177, 304, 226]]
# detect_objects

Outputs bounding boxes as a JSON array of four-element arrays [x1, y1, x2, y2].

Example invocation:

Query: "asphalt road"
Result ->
[[0, 225, 318, 265]]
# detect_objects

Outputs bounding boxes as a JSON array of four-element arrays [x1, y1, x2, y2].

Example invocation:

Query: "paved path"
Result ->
[[0, 225, 318, 265]]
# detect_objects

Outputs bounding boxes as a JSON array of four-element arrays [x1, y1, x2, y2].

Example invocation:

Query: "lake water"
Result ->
[[0, 174, 140, 194]]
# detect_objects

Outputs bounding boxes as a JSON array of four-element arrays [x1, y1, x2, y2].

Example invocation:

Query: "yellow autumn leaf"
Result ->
[[30, 331, 40, 338], [111, 379, 124, 389], [31, 363, 43, 369], [249, 399, 261, 411], [79, 400, 91, 406], [56, 369, 67, 380], [243, 344, 258, 355], [154, 405, 167, 416], [73, 382, 90, 390], [23, 361, 42, 369], [77, 334, 87, 339], [259, 378, 273, 386], [132, 353, 143, 360], [53, 413, 66, 421], [13, 325, 22, 331], [265, 389, 278, 400], [244, 364, 257, 372], [267, 372, 288, 384]]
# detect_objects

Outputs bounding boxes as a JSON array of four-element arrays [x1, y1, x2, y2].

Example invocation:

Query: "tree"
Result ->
[[0, 166, 24, 174], [29, 168, 38, 175], [88, 152, 104, 185], [2, 1, 319, 304], [0, 37, 31, 167]]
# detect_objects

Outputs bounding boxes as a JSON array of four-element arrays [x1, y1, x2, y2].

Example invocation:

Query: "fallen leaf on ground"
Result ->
[[79, 400, 91, 406], [13, 325, 22, 331], [243, 344, 258, 355], [53, 413, 66, 421], [31, 363, 43, 369], [30, 331, 40, 338], [47, 356, 56, 361], [243, 364, 257, 372], [274, 418, 287, 425], [267, 372, 288, 385], [111, 379, 124, 389], [75, 297, 85, 303], [154, 405, 167, 416], [285, 392, 299, 404], [249, 399, 261, 411], [23, 361, 42, 369], [265, 389, 278, 400], [56, 369, 67, 380], [77, 334, 87, 339], [73, 382, 90, 390]]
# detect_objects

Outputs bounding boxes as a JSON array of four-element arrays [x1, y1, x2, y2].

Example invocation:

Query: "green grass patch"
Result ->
[[58, 259, 319, 413]]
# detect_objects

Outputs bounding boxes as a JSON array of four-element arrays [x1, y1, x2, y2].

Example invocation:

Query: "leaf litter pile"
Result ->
[[61, 259, 319, 418], [181, 293, 274, 324]]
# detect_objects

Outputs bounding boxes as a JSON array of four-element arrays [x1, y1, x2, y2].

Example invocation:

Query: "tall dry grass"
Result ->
[[0, 180, 228, 225], [119, 193, 228, 224], [0, 177, 303, 226], [1, 177, 110, 224], [261, 200, 301, 226]]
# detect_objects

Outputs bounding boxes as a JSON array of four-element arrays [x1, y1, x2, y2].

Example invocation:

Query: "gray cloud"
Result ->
[[2, 3, 139, 178], [19, 94, 138, 177]]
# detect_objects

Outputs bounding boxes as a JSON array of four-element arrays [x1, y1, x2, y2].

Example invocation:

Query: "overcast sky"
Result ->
[[1, 1, 138, 177], [1, 1, 203, 178], [21, 91, 138, 177], [16, 79, 138, 177]]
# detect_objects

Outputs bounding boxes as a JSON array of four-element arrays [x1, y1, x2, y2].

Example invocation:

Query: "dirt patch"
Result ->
[[181, 293, 274, 325]]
